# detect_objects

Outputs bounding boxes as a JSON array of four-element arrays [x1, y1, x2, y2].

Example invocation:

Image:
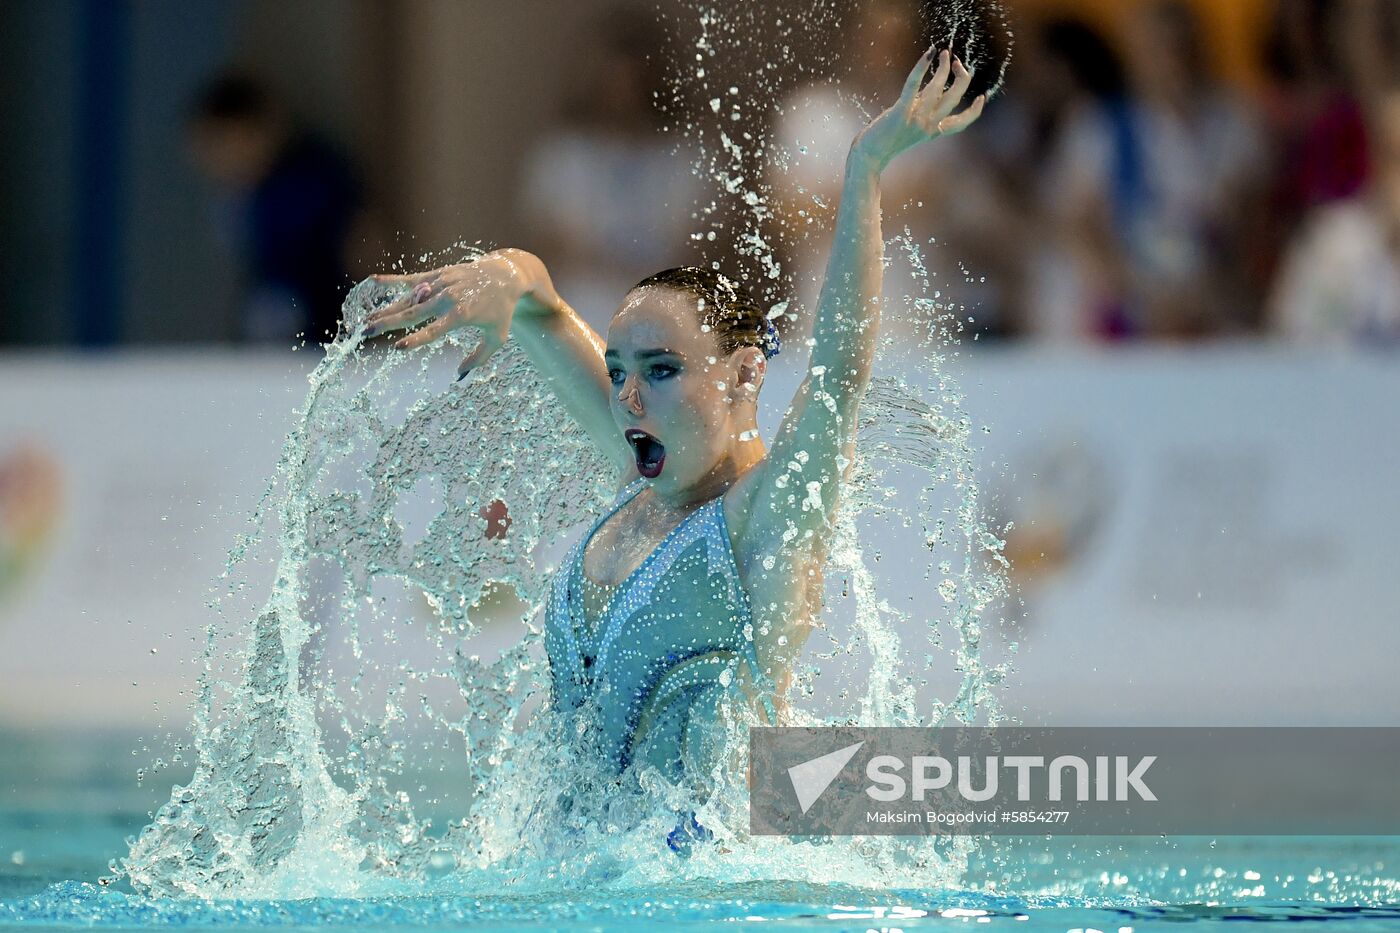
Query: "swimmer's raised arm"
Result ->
[[737, 50, 984, 639], [365, 249, 634, 477]]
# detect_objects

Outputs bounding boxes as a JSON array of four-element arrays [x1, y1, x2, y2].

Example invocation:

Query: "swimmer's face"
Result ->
[[605, 286, 763, 494]]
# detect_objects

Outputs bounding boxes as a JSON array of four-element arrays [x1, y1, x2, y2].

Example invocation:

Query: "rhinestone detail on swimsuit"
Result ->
[[543, 477, 776, 774]]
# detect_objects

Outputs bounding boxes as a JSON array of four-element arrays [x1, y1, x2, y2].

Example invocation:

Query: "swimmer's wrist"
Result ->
[[488, 248, 562, 321], [514, 284, 564, 318]]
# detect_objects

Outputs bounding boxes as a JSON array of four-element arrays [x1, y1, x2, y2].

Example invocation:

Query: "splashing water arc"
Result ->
[[119, 0, 1015, 898]]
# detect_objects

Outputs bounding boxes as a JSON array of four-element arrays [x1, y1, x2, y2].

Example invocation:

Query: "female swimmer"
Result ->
[[364, 48, 986, 807]]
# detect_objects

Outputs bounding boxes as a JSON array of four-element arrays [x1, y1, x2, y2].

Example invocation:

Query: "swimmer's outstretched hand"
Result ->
[[364, 248, 561, 380], [851, 47, 986, 172]]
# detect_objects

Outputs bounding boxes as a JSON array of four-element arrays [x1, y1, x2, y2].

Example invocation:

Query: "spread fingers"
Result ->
[[392, 314, 455, 350], [899, 47, 940, 109], [927, 56, 975, 123], [936, 94, 986, 136]]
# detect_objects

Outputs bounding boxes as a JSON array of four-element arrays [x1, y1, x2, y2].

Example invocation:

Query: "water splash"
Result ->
[[120, 274, 620, 897], [117, 0, 1017, 900]]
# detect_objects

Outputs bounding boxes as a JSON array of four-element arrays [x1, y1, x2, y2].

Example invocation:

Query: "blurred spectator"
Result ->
[[998, 16, 1134, 342], [1119, 0, 1267, 337], [767, 0, 1010, 344], [1018, 4, 1265, 342], [1268, 88, 1400, 346], [1269, 1, 1372, 206], [517, 7, 704, 328], [1250, 0, 1375, 307], [187, 73, 366, 344]]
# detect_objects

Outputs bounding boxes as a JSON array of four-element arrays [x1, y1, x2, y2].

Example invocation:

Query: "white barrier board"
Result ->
[[1, 349, 1396, 728]]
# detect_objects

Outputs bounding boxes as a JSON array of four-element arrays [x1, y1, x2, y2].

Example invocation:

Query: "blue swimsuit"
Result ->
[[544, 478, 774, 782]]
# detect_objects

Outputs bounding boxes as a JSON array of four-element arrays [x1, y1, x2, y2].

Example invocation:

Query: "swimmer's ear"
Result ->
[[733, 347, 766, 401]]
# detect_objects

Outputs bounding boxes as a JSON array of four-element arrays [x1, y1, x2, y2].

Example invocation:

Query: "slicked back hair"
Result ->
[[630, 266, 780, 360]]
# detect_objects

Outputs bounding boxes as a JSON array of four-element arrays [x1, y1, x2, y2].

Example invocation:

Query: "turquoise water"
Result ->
[[4, 732, 1398, 931]]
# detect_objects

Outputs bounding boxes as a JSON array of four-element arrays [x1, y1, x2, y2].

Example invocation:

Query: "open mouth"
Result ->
[[625, 429, 666, 479]]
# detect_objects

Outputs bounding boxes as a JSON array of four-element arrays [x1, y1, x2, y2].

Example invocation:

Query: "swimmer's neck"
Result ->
[[651, 434, 766, 509]]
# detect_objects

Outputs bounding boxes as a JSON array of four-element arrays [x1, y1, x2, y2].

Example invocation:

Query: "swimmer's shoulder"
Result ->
[[724, 457, 826, 572]]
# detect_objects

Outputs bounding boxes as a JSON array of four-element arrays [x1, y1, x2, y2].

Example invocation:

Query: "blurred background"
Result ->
[[5, 0, 1400, 347], [2, 0, 1399, 767]]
